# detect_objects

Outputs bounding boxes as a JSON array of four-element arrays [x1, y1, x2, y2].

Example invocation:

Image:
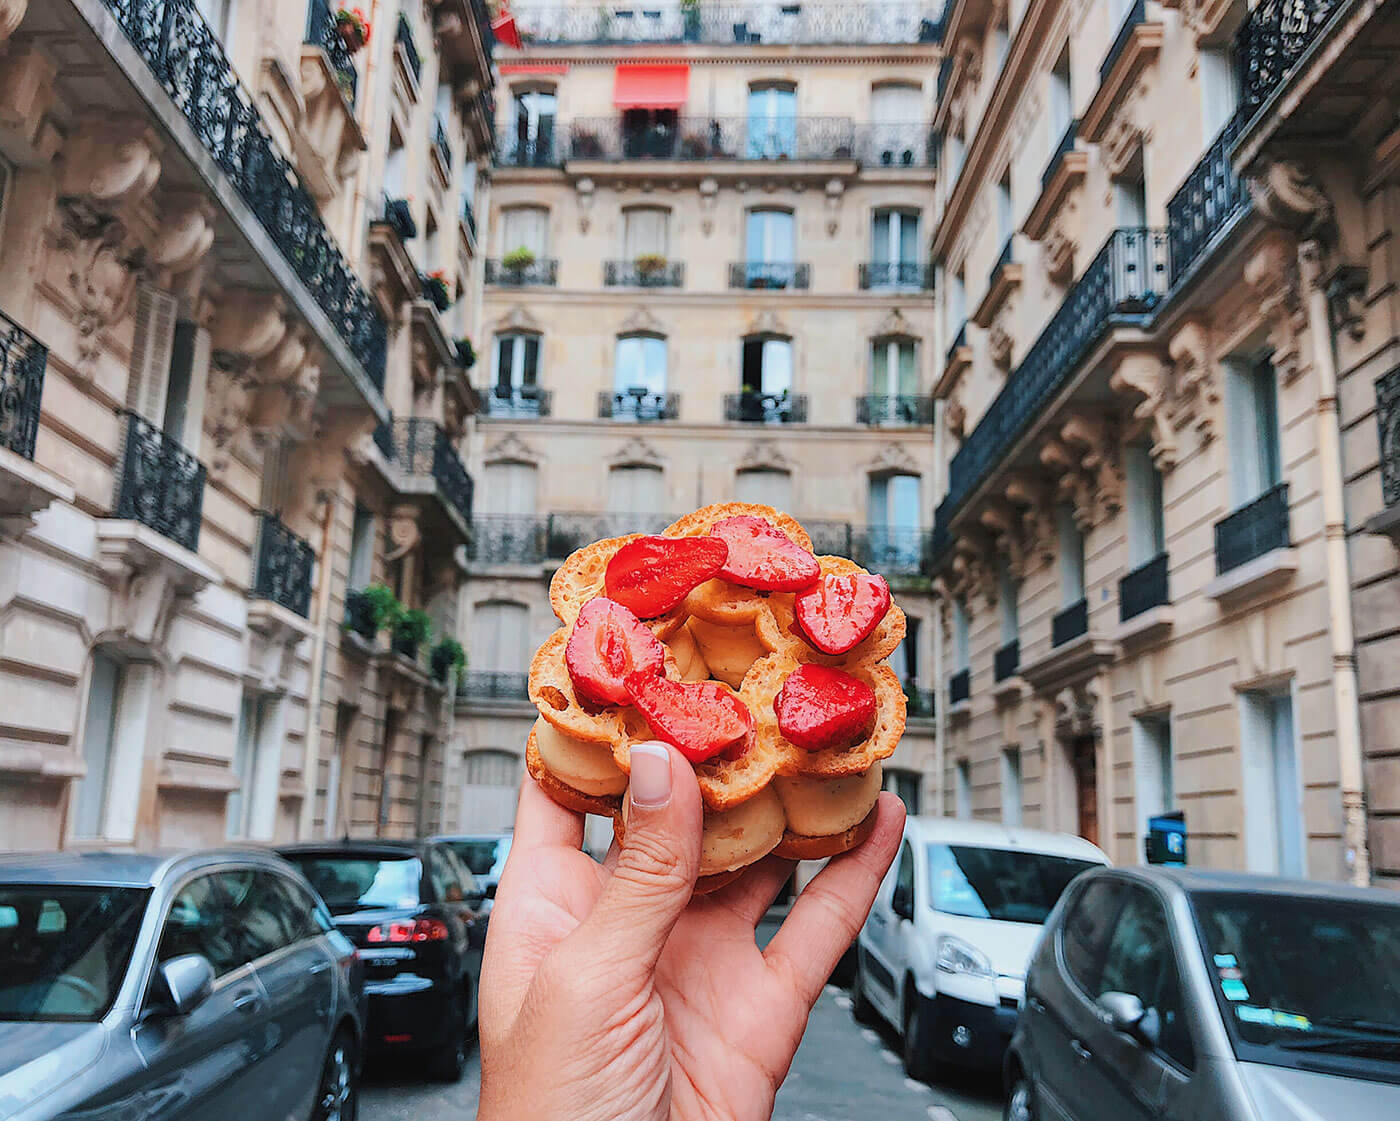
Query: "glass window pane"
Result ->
[[896, 341, 918, 395], [1060, 880, 1124, 996], [495, 335, 514, 394], [522, 336, 540, 384], [871, 341, 890, 395], [889, 474, 920, 530], [760, 339, 792, 393], [898, 214, 919, 265], [872, 212, 892, 263], [1099, 887, 1195, 1070]]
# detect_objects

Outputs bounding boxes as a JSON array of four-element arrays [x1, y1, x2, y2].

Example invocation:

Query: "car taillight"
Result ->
[[366, 918, 450, 943]]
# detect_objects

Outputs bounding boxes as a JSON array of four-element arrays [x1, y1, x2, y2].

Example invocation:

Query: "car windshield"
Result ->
[[449, 838, 511, 879], [926, 844, 1101, 925], [286, 856, 422, 914], [0, 885, 149, 1022], [1192, 891, 1400, 1070]]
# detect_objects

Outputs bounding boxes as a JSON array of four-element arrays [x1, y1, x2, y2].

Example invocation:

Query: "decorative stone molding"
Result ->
[[619, 305, 667, 336], [1166, 317, 1218, 444], [1180, 0, 1236, 42], [0, 44, 61, 165], [386, 508, 422, 562], [49, 211, 145, 376], [1109, 350, 1178, 471], [575, 177, 595, 233], [738, 440, 794, 473], [493, 305, 543, 335], [0, 0, 28, 45], [484, 432, 541, 466], [58, 117, 163, 219], [1061, 413, 1124, 522], [0, 451, 75, 538], [206, 361, 258, 474], [979, 502, 1026, 581], [1248, 160, 1332, 239], [1042, 223, 1075, 284], [746, 309, 790, 338], [246, 600, 315, 695], [212, 291, 290, 365], [1244, 239, 1307, 385], [874, 308, 914, 339], [698, 178, 719, 236], [150, 194, 217, 277], [950, 541, 993, 607], [954, 35, 982, 91], [1101, 108, 1144, 180], [1004, 472, 1056, 568], [987, 318, 1014, 371], [867, 442, 922, 477], [96, 521, 217, 650], [1039, 437, 1097, 529], [1053, 678, 1100, 736], [611, 435, 664, 469], [945, 390, 966, 440]]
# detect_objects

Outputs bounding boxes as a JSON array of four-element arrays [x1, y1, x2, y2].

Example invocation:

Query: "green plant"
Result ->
[[430, 637, 466, 683], [634, 253, 668, 276], [354, 583, 402, 633], [455, 336, 477, 369], [395, 608, 433, 646], [502, 246, 536, 271]]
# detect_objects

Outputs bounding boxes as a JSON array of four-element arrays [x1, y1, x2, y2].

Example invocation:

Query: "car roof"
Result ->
[[276, 840, 428, 859], [429, 833, 511, 843], [904, 816, 1110, 863], [1102, 864, 1400, 905], [0, 848, 296, 888]]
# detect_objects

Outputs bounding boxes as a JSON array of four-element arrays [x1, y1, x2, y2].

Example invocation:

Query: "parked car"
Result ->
[[0, 849, 363, 1121], [853, 817, 1107, 1081], [279, 839, 487, 1081], [1005, 866, 1400, 1121], [431, 833, 511, 913]]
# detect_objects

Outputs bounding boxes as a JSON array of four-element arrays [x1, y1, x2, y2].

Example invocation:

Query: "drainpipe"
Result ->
[[932, 398, 947, 816], [298, 489, 340, 839], [1298, 239, 1370, 887]]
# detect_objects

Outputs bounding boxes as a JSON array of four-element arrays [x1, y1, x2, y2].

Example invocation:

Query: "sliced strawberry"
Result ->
[[565, 598, 665, 706], [774, 664, 877, 752], [624, 672, 754, 764], [794, 572, 892, 655], [708, 515, 820, 591], [605, 535, 729, 618]]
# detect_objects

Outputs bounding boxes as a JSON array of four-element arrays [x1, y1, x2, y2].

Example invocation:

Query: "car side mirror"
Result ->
[[1098, 991, 1161, 1049], [892, 884, 914, 921], [484, 883, 497, 900], [157, 954, 215, 1017]]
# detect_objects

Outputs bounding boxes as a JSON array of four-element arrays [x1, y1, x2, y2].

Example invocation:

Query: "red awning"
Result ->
[[613, 64, 690, 110], [491, 11, 523, 50]]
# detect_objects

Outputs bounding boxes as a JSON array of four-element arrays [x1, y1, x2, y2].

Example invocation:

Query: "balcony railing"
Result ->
[[434, 116, 454, 170], [485, 257, 559, 285], [0, 309, 48, 460], [305, 0, 359, 105], [568, 116, 856, 163], [1120, 552, 1169, 622], [859, 262, 933, 290], [113, 411, 207, 553], [377, 418, 475, 527], [949, 667, 971, 706], [724, 392, 808, 424], [851, 526, 932, 576], [511, 3, 944, 45], [1166, 113, 1253, 286], [251, 512, 315, 618], [856, 395, 935, 426], [396, 11, 422, 84], [379, 195, 417, 241], [853, 122, 938, 168], [993, 640, 1020, 683], [462, 196, 478, 240], [459, 671, 529, 702], [498, 133, 561, 167], [604, 260, 685, 288], [905, 685, 936, 720], [1100, 0, 1148, 83], [1377, 366, 1400, 508], [466, 515, 551, 565], [728, 262, 811, 290], [1052, 598, 1089, 647], [599, 391, 681, 422], [483, 388, 552, 417], [946, 322, 968, 365], [1235, 0, 1342, 120], [101, 0, 387, 393], [1042, 119, 1079, 191], [939, 227, 1169, 525], [1215, 483, 1290, 575]]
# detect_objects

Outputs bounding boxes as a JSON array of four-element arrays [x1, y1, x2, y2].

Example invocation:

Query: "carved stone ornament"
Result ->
[[746, 309, 790, 338], [611, 435, 664, 468], [58, 116, 163, 218], [988, 318, 1014, 371], [150, 194, 217, 277], [0, 0, 28, 44], [955, 35, 982, 90], [95, 521, 216, 650], [824, 177, 844, 237], [1042, 223, 1075, 284], [575, 177, 595, 233], [1109, 351, 1178, 471], [1004, 472, 1056, 567], [494, 305, 543, 335], [1054, 678, 1100, 737], [868, 443, 922, 477], [738, 440, 794, 472], [206, 359, 258, 473], [1039, 437, 1097, 529], [1244, 238, 1307, 385], [874, 307, 913, 339], [950, 542, 993, 607], [386, 509, 422, 562], [619, 305, 667, 336], [1248, 160, 1333, 240], [484, 431, 541, 466], [699, 178, 719, 236], [1061, 413, 1124, 522], [1166, 317, 1217, 444], [1101, 107, 1144, 180], [211, 291, 289, 365], [50, 212, 144, 375], [945, 390, 966, 439], [979, 502, 1026, 581]]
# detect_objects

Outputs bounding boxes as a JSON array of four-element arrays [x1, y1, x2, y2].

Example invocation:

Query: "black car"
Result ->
[[278, 840, 487, 1081]]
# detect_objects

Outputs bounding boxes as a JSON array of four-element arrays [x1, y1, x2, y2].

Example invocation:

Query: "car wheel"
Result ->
[[313, 1030, 358, 1121], [1005, 1070, 1036, 1121], [850, 953, 879, 1026], [902, 990, 935, 1083], [429, 995, 469, 1083]]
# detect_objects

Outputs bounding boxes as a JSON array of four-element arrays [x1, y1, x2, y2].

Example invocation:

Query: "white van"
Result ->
[[853, 816, 1107, 1081]]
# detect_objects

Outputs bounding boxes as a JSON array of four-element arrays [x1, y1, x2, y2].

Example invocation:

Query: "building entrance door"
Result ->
[[1071, 734, 1099, 845]]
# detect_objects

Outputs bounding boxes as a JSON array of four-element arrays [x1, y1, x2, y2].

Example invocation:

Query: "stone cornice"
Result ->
[[498, 45, 941, 67]]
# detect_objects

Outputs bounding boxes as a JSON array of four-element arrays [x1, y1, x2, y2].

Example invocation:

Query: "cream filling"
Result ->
[[686, 617, 768, 690], [534, 717, 628, 797], [666, 622, 711, 683], [773, 765, 883, 837], [698, 786, 786, 876]]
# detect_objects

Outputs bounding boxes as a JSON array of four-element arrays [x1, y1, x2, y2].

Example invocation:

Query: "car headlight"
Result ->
[[936, 935, 996, 980]]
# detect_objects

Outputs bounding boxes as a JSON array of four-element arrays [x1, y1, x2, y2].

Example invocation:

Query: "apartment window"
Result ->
[[1226, 356, 1282, 508], [992, 14, 1011, 71], [481, 461, 538, 517], [1115, 171, 1148, 228], [513, 88, 556, 158], [994, 558, 1019, 646], [892, 616, 921, 683], [348, 504, 374, 592], [471, 600, 531, 672], [324, 704, 355, 839], [871, 82, 926, 164], [74, 652, 124, 840], [1200, 46, 1241, 138], [871, 338, 918, 398], [745, 208, 794, 266], [227, 694, 270, 840], [615, 334, 667, 395], [1125, 443, 1166, 567], [949, 267, 967, 336], [872, 209, 921, 280], [502, 205, 549, 257], [869, 473, 922, 569], [493, 332, 542, 401], [955, 759, 973, 820], [384, 128, 408, 201], [741, 336, 793, 395], [953, 598, 971, 671], [1001, 748, 1023, 827], [623, 206, 670, 258], [996, 173, 1014, 247], [746, 84, 797, 158], [461, 750, 522, 831], [1049, 46, 1072, 140], [1241, 691, 1304, 877], [1057, 503, 1086, 607], [884, 770, 922, 816], [948, 128, 966, 182], [608, 464, 666, 517], [1133, 715, 1174, 838], [735, 467, 792, 509]]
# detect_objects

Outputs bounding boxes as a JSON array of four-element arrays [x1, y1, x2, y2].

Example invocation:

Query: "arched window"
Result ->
[[747, 81, 797, 158], [608, 464, 666, 519], [461, 749, 523, 832], [492, 331, 541, 406], [741, 335, 793, 395], [870, 336, 919, 409], [471, 600, 530, 673], [481, 460, 538, 516], [614, 334, 667, 395], [735, 467, 792, 510], [868, 472, 922, 570], [501, 204, 549, 257], [463, 749, 522, 788]]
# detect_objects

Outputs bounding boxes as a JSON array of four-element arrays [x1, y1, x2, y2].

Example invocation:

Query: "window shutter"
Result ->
[[126, 284, 179, 427], [735, 468, 792, 510]]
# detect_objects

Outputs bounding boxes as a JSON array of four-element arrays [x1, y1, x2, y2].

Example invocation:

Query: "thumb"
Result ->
[[581, 741, 702, 972]]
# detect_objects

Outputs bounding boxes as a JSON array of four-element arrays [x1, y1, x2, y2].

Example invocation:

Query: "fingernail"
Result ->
[[630, 742, 672, 808]]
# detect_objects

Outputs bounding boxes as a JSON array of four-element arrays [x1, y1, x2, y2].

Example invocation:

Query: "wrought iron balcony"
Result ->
[[1235, 0, 1341, 120], [1100, 0, 1148, 83], [396, 11, 422, 83], [851, 526, 932, 577], [511, 3, 943, 45], [485, 258, 559, 285], [724, 392, 808, 424], [101, 0, 387, 393], [113, 411, 207, 553], [462, 196, 478, 241], [377, 418, 475, 527], [599, 391, 681, 422], [379, 196, 417, 241], [604, 259, 685, 288], [728, 262, 811, 290], [251, 512, 315, 618], [344, 588, 379, 641], [859, 262, 933, 290], [434, 116, 454, 170], [482, 388, 552, 417], [1120, 552, 1170, 622], [940, 227, 1169, 524], [946, 322, 968, 365], [0, 309, 48, 461], [466, 515, 552, 565], [1215, 483, 1290, 575], [993, 640, 1020, 683], [949, 667, 971, 706], [937, 55, 954, 103], [568, 116, 856, 163], [853, 122, 937, 168], [305, 0, 359, 105], [459, 671, 529, 702], [1042, 119, 1079, 191], [497, 134, 560, 167], [856, 395, 935, 426], [1052, 598, 1089, 647], [1166, 114, 1250, 286], [905, 684, 936, 720], [1377, 367, 1400, 509]]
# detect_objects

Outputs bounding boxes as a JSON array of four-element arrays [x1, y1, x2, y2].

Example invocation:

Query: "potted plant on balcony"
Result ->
[[335, 7, 371, 53], [430, 637, 466, 685], [571, 129, 603, 158], [634, 253, 668, 281], [393, 608, 433, 661], [454, 336, 477, 369], [502, 246, 536, 279], [679, 132, 709, 160], [343, 582, 400, 642], [424, 270, 453, 311]]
